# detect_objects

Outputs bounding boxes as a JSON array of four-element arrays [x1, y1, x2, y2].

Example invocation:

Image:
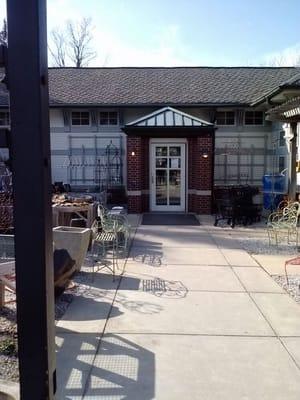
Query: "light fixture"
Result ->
[[202, 153, 209, 159], [131, 151, 135, 156]]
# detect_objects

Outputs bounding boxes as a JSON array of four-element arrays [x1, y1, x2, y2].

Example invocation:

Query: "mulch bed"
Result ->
[[0, 265, 92, 382]]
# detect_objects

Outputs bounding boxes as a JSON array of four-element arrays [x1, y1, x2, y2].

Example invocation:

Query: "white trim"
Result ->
[[150, 141, 186, 212], [188, 189, 211, 196], [127, 190, 141, 196]]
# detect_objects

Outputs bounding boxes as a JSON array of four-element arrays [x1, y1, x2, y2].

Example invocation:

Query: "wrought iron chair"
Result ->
[[88, 219, 118, 280], [267, 202, 300, 246], [97, 204, 131, 256]]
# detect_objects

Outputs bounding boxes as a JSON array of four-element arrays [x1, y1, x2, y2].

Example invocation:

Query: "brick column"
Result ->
[[127, 136, 143, 213], [188, 134, 213, 214]]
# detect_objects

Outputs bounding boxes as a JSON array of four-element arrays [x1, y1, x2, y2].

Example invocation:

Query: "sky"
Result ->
[[0, 0, 300, 67]]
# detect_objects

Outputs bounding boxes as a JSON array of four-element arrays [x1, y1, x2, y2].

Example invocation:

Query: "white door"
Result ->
[[150, 143, 186, 212]]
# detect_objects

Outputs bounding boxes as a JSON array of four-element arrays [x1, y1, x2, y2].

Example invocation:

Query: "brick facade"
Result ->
[[127, 133, 214, 214], [127, 136, 150, 213], [187, 134, 214, 214]]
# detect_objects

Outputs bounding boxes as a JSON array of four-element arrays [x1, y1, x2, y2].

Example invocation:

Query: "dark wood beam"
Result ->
[[6, 0, 56, 398]]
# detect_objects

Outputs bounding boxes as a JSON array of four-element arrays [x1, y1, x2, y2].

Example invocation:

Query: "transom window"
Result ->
[[0, 111, 9, 126], [244, 111, 264, 125], [71, 111, 90, 126], [216, 111, 235, 125], [99, 111, 118, 125]]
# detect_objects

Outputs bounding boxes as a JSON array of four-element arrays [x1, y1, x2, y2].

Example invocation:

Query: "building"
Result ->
[[1, 66, 300, 213]]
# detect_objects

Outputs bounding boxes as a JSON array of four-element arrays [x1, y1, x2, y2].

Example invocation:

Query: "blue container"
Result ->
[[263, 193, 283, 210], [263, 174, 286, 194]]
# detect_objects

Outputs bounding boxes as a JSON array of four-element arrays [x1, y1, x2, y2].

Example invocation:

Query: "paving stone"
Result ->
[[83, 334, 300, 400], [121, 264, 244, 292], [252, 293, 300, 336], [106, 290, 273, 336], [233, 267, 285, 293]]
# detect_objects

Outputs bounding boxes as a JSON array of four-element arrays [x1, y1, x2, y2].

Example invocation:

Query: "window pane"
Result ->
[[72, 111, 90, 125], [245, 111, 263, 125], [279, 131, 285, 147], [169, 170, 181, 205], [216, 112, 225, 125], [169, 146, 181, 156], [169, 158, 181, 168], [216, 111, 234, 125], [72, 118, 81, 125], [156, 170, 167, 205], [100, 111, 118, 125], [226, 112, 235, 125], [279, 156, 285, 172], [156, 158, 167, 168], [156, 147, 167, 156]]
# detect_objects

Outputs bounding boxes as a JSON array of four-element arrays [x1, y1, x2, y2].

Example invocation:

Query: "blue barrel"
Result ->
[[263, 174, 286, 210], [263, 174, 286, 194], [263, 193, 283, 210]]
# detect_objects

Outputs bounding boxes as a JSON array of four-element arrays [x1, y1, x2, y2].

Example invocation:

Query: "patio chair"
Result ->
[[97, 204, 131, 255], [267, 202, 300, 246], [88, 218, 119, 280]]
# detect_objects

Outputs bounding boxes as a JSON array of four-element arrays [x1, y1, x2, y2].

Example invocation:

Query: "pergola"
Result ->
[[266, 96, 300, 199]]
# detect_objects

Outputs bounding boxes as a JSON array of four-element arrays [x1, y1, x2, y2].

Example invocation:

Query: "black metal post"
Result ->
[[289, 122, 297, 200], [6, 1, 56, 399]]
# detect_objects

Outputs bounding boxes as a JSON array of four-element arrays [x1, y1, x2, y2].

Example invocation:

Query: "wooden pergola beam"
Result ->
[[6, 0, 56, 398]]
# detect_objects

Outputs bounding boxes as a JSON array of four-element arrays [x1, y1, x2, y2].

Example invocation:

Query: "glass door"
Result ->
[[151, 143, 185, 211]]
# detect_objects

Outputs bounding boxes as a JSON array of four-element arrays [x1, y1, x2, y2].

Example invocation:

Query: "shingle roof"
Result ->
[[1, 66, 300, 107]]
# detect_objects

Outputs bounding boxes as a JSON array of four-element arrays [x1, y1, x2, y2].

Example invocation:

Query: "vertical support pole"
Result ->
[[224, 145, 228, 184], [7, 1, 56, 399], [289, 122, 297, 199], [68, 135, 72, 184], [237, 135, 241, 184], [263, 134, 268, 175], [82, 145, 85, 183], [250, 145, 254, 184]]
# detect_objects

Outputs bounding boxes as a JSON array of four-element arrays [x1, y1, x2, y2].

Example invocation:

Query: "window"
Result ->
[[71, 111, 90, 126], [99, 111, 118, 125], [279, 156, 285, 172], [279, 130, 285, 147], [244, 111, 264, 125], [216, 111, 235, 125], [0, 111, 9, 126]]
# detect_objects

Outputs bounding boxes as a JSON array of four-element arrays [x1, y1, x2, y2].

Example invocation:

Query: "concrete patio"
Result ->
[[55, 215, 300, 399]]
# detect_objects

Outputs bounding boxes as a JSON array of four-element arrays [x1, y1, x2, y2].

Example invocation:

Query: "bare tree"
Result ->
[[48, 17, 97, 67], [67, 18, 96, 67], [49, 29, 66, 67], [0, 19, 7, 46]]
